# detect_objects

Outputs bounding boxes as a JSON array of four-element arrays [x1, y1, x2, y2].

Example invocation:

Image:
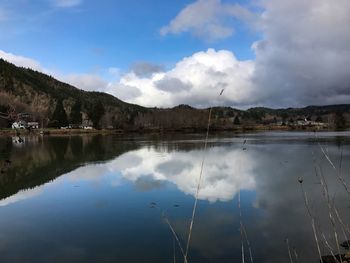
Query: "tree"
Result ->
[[233, 116, 241, 125], [281, 112, 289, 122], [335, 112, 346, 130], [70, 100, 82, 124], [315, 116, 323, 123], [49, 100, 68, 128], [88, 100, 105, 129]]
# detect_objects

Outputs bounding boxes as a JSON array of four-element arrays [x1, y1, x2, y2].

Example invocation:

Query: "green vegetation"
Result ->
[[233, 116, 241, 125], [49, 100, 68, 128], [87, 100, 105, 128], [335, 111, 346, 130], [69, 100, 82, 124]]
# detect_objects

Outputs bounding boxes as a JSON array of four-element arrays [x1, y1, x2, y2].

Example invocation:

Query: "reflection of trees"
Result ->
[[70, 136, 83, 158], [48, 136, 69, 161], [0, 135, 140, 200]]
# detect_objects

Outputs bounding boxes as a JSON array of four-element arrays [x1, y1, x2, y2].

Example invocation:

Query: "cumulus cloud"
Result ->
[[124, 0, 350, 108], [251, 0, 350, 107], [130, 62, 164, 77], [0, 50, 43, 71], [160, 0, 256, 41], [53, 0, 82, 8], [3, 0, 350, 108], [155, 77, 192, 93], [111, 49, 255, 107], [64, 73, 107, 92]]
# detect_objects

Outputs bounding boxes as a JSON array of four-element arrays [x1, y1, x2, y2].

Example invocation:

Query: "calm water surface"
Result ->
[[0, 131, 350, 262]]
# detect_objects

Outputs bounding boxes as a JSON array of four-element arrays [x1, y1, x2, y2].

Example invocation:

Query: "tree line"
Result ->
[[48, 99, 105, 128]]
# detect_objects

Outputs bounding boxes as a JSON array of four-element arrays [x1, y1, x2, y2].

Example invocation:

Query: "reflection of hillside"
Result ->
[[0, 135, 139, 200]]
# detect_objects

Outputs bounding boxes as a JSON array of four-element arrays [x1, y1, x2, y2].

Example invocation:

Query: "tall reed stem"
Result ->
[[183, 107, 212, 263], [299, 180, 323, 262]]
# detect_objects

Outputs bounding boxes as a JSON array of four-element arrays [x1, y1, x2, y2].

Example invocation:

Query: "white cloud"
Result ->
[[111, 49, 255, 107], [53, 0, 82, 8], [160, 0, 256, 41], [64, 73, 107, 92], [0, 50, 43, 71], [3, 0, 350, 108], [130, 62, 164, 77], [149, 0, 350, 107]]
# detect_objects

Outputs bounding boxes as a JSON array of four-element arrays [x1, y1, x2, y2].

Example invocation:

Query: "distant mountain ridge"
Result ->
[[0, 58, 349, 130]]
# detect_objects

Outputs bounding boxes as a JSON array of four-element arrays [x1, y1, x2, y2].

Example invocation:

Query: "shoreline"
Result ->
[[0, 125, 347, 137]]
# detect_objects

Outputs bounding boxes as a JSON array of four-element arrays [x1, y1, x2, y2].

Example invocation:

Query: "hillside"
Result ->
[[0, 58, 147, 128], [0, 58, 349, 130]]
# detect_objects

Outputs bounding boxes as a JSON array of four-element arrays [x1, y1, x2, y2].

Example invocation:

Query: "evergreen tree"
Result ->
[[70, 100, 82, 124], [335, 112, 346, 130], [49, 100, 68, 128], [315, 116, 323, 122], [88, 100, 105, 128], [233, 116, 241, 125]]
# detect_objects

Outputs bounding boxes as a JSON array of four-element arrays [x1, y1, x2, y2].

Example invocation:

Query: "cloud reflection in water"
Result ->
[[66, 146, 256, 202]]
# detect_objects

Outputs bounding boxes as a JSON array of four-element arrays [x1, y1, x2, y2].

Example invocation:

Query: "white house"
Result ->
[[11, 121, 27, 129]]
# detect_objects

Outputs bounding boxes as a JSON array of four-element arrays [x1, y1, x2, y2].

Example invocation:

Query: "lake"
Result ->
[[0, 131, 349, 263]]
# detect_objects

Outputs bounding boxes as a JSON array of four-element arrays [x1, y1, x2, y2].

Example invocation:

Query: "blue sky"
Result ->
[[1, 0, 349, 108], [0, 0, 257, 74]]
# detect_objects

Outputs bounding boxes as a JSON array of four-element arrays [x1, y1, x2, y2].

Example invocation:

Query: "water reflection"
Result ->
[[0, 135, 140, 201], [0, 132, 349, 262], [72, 146, 256, 202]]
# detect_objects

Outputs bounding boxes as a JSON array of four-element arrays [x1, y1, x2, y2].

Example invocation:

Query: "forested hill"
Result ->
[[0, 58, 147, 128], [0, 58, 349, 130]]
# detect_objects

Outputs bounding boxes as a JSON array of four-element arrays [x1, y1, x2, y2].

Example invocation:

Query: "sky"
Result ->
[[0, 0, 349, 108]]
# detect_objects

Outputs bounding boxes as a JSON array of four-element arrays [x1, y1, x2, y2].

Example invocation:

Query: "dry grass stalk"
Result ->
[[183, 107, 213, 263], [333, 205, 350, 237], [285, 238, 294, 263], [315, 134, 350, 195], [163, 214, 188, 263], [293, 247, 299, 261], [337, 145, 350, 194], [236, 137, 253, 263], [151, 204, 187, 263], [298, 179, 323, 262], [320, 232, 341, 263], [173, 237, 177, 263], [238, 189, 246, 263], [312, 152, 343, 262], [242, 224, 253, 262]]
